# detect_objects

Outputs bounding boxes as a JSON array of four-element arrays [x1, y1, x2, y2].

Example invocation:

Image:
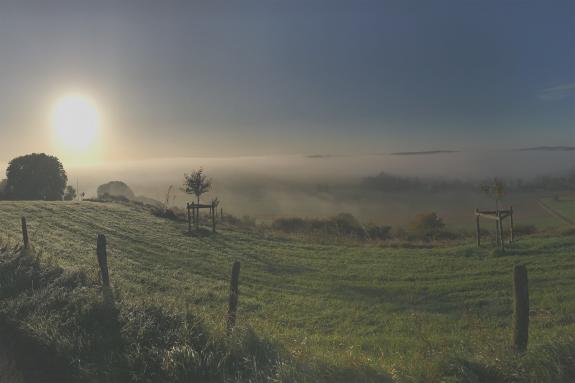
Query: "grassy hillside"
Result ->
[[0, 201, 574, 382]]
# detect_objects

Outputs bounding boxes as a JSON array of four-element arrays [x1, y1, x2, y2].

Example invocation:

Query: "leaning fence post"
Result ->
[[227, 261, 241, 331], [96, 234, 110, 287], [21, 217, 29, 249], [513, 264, 529, 353]]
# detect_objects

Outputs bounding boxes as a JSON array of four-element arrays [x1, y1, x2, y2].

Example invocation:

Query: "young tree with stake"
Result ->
[[183, 168, 212, 204]]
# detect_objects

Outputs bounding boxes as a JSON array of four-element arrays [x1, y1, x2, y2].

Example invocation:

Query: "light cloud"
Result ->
[[538, 82, 575, 101]]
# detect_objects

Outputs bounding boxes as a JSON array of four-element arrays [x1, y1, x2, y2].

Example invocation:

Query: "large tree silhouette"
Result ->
[[5, 153, 68, 200]]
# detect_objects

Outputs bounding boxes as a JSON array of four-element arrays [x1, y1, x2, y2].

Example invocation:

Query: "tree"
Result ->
[[5, 153, 67, 200], [64, 185, 77, 201], [183, 168, 212, 204], [480, 177, 506, 210]]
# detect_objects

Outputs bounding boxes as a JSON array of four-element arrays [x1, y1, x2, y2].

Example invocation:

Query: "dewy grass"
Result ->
[[0, 200, 574, 382]]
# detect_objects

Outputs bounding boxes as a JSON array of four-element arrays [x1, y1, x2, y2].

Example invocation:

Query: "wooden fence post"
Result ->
[[498, 210, 505, 251], [513, 264, 529, 353], [494, 211, 500, 248], [475, 209, 480, 247], [509, 206, 514, 243], [227, 261, 241, 331], [186, 203, 192, 234], [211, 202, 216, 233], [221, 207, 223, 220], [21, 217, 29, 249], [96, 234, 110, 287]]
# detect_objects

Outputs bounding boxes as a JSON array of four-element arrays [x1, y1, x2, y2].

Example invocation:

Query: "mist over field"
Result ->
[[17, 149, 566, 225]]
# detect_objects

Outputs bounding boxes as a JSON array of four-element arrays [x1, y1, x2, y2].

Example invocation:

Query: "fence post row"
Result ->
[[96, 234, 110, 287], [513, 264, 529, 353], [21, 217, 29, 249], [227, 261, 241, 331]]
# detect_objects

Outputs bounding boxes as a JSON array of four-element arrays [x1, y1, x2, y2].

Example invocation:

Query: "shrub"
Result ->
[[513, 224, 537, 235], [97, 181, 135, 200], [408, 212, 446, 239], [331, 213, 367, 239], [365, 224, 392, 240], [271, 217, 307, 233], [271, 213, 368, 240]]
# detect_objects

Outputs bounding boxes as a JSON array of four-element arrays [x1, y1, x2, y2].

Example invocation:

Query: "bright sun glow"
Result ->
[[52, 94, 100, 151]]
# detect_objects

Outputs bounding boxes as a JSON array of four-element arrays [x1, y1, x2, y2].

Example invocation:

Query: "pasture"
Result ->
[[0, 201, 574, 382]]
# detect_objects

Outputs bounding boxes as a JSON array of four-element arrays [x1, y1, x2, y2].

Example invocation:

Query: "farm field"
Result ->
[[241, 190, 568, 230], [538, 195, 575, 224], [0, 201, 574, 382]]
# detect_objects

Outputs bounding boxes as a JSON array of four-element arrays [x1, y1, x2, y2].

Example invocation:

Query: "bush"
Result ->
[[408, 212, 446, 239], [97, 181, 135, 200], [151, 207, 184, 221], [365, 224, 392, 240], [271, 213, 367, 240], [513, 224, 537, 235], [271, 217, 307, 233], [331, 213, 367, 239]]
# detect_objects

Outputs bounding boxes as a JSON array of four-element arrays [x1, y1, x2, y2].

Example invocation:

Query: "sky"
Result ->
[[0, 0, 574, 163]]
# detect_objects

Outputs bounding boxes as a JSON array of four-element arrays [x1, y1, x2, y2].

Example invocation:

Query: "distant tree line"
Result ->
[[362, 171, 575, 193]]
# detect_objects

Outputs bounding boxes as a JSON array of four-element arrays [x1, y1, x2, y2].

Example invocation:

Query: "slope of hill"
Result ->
[[0, 201, 574, 382]]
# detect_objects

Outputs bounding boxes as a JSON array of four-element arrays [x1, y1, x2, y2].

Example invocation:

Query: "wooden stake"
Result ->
[[21, 217, 29, 249], [498, 210, 505, 251], [475, 208, 480, 247], [211, 202, 216, 233], [227, 261, 241, 331], [186, 203, 192, 234], [509, 206, 514, 243], [220, 207, 223, 220], [495, 214, 500, 248], [96, 234, 110, 287], [513, 264, 529, 353]]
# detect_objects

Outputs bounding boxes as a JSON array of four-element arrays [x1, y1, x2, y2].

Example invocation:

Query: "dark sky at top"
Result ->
[[0, 0, 574, 159]]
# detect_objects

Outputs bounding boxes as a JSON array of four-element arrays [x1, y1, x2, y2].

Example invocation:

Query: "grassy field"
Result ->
[[0, 201, 574, 382]]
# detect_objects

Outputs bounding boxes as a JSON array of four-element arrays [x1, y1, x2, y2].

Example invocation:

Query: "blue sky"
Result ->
[[0, 0, 573, 160]]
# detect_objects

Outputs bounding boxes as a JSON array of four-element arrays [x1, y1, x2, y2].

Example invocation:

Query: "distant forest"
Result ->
[[362, 170, 575, 193]]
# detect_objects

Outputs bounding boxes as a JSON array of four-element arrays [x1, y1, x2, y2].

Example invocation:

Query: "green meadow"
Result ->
[[0, 201, 574, 382]]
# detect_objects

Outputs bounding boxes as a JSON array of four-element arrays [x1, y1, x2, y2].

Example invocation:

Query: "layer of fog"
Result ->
[[2, 150, 573, 224]]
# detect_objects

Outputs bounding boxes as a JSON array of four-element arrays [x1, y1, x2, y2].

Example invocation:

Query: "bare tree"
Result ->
[[183, 168, 212, 204]]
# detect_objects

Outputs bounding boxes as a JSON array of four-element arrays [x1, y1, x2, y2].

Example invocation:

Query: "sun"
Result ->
[[51, 94, 100, 151]]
